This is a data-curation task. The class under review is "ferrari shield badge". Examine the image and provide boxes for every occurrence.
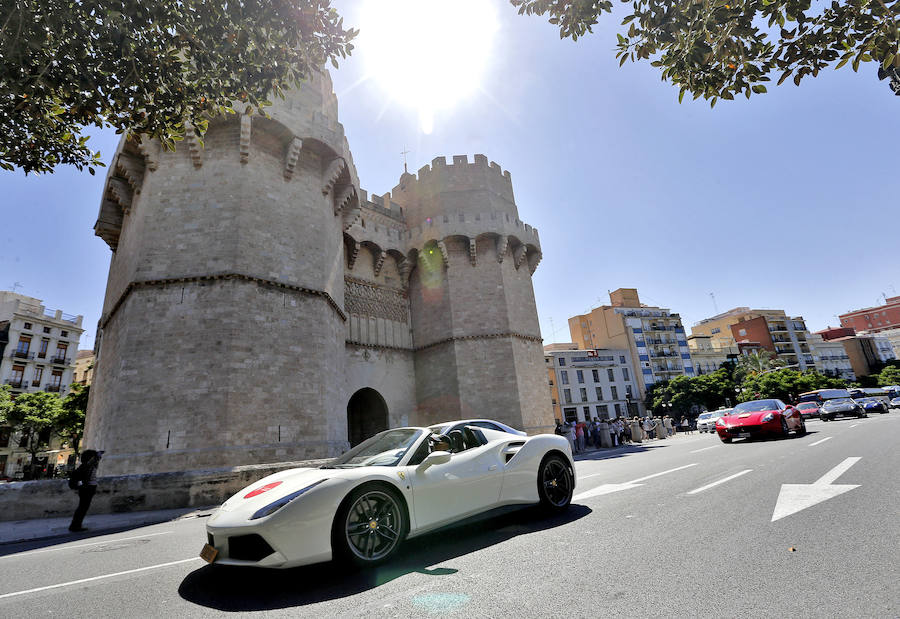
[398,471,406,480]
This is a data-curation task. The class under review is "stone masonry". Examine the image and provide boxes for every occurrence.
[85,71,553,475]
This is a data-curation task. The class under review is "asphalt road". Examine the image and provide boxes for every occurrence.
[1,413,897,618]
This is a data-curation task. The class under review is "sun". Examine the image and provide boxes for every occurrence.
[358,0,499,133]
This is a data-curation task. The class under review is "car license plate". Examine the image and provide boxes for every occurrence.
[736,432,751,438]
[199,543,218,564]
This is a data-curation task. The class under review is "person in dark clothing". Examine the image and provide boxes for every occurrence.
[69,449,102,532]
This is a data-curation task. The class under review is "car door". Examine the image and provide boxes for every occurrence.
[407,441,505,532]
[778,400,800,429]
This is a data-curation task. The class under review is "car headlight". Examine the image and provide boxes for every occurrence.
[715,417,726,426]
[761,413,775,422]
[249,479,326,520]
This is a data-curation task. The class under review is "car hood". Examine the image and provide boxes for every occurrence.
[216,465,394,515]
[823,402,855,411]
[719,411,775,426]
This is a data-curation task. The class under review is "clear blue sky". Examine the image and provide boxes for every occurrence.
[1,0,897,351]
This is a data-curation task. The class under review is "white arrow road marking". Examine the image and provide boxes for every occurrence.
[574,463,698,501]
[808,436,832,447]
[771,457,861,522]
[0,557,202,600]
[687,469,753,495]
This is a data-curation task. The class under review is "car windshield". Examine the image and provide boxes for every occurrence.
[797,403,818,409]
[323,429,423,468]
[823,398,851,407]
[732,400,781,413]
[698,413,713,420]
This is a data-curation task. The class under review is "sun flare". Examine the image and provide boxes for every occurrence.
[359,0,499,133]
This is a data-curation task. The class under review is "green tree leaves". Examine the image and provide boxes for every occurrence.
[1,1,356,174]
[510,0,900,102]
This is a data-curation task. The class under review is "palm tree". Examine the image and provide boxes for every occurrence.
[737,350,784,379]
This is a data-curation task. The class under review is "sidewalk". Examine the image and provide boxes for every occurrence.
[0,506,217,546]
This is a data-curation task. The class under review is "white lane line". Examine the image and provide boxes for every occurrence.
[849,424,859,428]
[687,470,753,495]
[0,557,202,600]
[808,437,833,447]
[628,463,699,484]
[574,463,699,501]
[0,531,172,559]
[690,445,719,454]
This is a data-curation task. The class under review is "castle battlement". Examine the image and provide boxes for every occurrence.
[410,153,512,183]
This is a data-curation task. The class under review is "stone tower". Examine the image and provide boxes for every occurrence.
[389,156,549,432]
[86,72,552,475]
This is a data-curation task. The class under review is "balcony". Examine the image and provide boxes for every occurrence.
[4,379,25,388]
[31,380,41,387]
[49,356,70,365]
[45,385,62,393]
[11,350,34,360]
[768,324,788,332]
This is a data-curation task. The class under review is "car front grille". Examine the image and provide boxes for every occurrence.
[228,534,275,562]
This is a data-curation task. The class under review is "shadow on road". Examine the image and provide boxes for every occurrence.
[178,503,591,611]
[574,444,667,462]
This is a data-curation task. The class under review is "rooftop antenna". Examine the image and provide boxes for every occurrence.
[11,281,23,293]
[710,292,719,314]
[401,147,410,174]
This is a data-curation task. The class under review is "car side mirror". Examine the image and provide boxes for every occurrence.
[417,450,451,471]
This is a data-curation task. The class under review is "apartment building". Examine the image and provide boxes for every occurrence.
[568,289,693,401]
[74,350,95,385]
[0,292,84,479]
[838,296,900,333]
[687,334,739,375]
[545,347,639,423]
[807,333,855,380]
[816,327,897,378]
[692,307,814,371]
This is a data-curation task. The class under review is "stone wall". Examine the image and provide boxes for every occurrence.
[0,459,328,522]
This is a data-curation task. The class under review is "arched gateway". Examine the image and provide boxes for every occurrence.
[347,388,389,447]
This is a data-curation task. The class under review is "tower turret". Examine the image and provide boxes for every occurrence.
[390,155,552,432]
[86,71,364,474]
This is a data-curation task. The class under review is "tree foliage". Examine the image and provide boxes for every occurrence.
[876,363,900,386]
[0,384,12,423]
[510,0,900,104]
[736,349,783,379]
[1,0,356,174]
[5,391,63,474]
[738,368,846,402]
[58,383,89,455]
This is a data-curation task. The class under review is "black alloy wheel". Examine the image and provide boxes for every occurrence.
[334,485,406,566]
[797,418,807,435]
[781,417,790,437]
[538,454,573,511]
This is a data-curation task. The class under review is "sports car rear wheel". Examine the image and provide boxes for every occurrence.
[333,484,407,567]
[781,417,790,438]
[538,454,573,511]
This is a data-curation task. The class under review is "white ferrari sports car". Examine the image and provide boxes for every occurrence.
[201,423,574,568]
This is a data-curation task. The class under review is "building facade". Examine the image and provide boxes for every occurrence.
[838,296,900,333]
[807,333,855,380]
[816,328,897,378]
[686,334,739,375]
[692,307,814,371]
[73,350,94,385]
[544,347,638,422]
[84,71,553,475]
[568,288,693,401]
[0,292,84,478]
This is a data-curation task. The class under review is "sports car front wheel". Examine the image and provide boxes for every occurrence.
[333,484,407,567]
[538,454,573,511]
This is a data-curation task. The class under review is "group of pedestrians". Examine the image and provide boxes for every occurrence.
[556,414,692,453]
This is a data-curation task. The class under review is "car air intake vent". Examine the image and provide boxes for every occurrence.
[503,441,526,463]
[228,534,275,562]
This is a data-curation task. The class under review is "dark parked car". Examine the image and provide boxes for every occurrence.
[890,397,900,410]
[820,398,865,421]
[858,397,888,414]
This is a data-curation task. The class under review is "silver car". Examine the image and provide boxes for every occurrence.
[697,408,732,433]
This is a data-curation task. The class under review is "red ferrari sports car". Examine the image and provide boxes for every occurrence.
[715,399,806,443]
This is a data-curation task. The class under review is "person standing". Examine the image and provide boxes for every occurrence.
[642,416,654,440]
[565,422,577,454]
[575,421,586,452]
[69,450,102,532]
